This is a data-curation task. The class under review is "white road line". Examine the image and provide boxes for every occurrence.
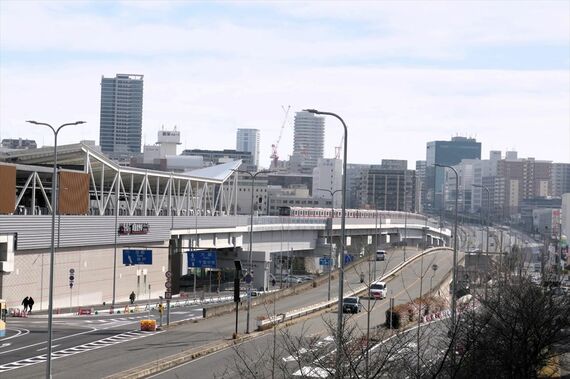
[0,327,97,356]
[0,328,30,342]
[37,344,60,351]
[0,330,162,373]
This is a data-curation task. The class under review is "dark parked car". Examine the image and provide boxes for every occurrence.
[342,297,362,314]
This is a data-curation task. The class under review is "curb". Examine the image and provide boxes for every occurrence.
[104,247,450,379]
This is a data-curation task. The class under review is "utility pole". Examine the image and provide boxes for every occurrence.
[318,188,341,301]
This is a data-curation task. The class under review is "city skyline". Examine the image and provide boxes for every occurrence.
[1,1,569,167]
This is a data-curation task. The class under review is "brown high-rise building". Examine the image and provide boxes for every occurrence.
[493,157,552,215]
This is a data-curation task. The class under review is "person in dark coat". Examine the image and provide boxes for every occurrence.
[28,297,35,313]
[22,296,29,312]
[129,291,136,304]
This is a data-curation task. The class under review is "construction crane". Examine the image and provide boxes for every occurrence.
[270,105,291,168]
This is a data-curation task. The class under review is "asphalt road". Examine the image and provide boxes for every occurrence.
[0,304,204,377]
[0,246,433,378]
[148,247,458,378]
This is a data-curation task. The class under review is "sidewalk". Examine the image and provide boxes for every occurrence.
[12,291,237,319]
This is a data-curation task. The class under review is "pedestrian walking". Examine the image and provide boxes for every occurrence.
[28,297,35,313]
[22,296,29,312]
[271,278,276,287]
[129,291,136,304]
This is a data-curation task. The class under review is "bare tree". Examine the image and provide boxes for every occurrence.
[448,276,570,378]
[216,249,452,379]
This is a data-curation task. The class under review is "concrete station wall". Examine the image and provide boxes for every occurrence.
[2,242,169,311]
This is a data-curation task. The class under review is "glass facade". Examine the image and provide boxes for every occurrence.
[99,74,144,158]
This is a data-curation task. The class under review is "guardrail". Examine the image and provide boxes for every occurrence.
[257,246,453,330]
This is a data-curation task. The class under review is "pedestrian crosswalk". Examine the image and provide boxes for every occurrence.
[281,335,336,377]
[0,329,161,373]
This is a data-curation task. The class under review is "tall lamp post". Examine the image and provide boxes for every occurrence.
[26,120,85,379]
[317,188,342,301]
[232,169,272,334]
[434,163,459,357]
[304,109,347,379]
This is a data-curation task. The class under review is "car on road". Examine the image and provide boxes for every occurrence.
[342,297,363,313]
[376,250,386,261]
[370,281,387,299]
[285,275,303,284]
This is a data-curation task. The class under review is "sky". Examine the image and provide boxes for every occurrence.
[1,0,569,168]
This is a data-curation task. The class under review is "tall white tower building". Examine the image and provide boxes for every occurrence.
[99,73,144,160]
[290,111,325,174]
[236,128,260,169]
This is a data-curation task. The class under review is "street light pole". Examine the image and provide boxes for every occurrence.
[26,120,85,379]
[304,109,348,379]
[434,163,458,363]
[233,169,272,334]
[317,188,341,301]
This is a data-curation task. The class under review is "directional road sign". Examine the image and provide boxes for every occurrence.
[187,250,217,268]
[319,257,332,266]
[122,249,153,266]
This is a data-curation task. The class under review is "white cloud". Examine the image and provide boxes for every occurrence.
[0,1,568,166]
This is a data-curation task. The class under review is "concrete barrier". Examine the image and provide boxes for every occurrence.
[257,247,452,330]
[201,253,371,319]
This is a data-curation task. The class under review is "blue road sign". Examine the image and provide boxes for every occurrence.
[244,273,253,284]
[187,250,217,268]
[123,249,153,266]
[344,254,354,264]
[319,257,332,266]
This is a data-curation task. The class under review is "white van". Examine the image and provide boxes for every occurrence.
[376,250,386,261]
[370,281,387,299]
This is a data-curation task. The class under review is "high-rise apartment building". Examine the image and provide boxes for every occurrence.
[551,163,570,197]
[426,137,481,210]
[484,157,552,216]
[99,74,144,160]
[290,111,325,174]
[236,128,260,169]
[359,164,416,212]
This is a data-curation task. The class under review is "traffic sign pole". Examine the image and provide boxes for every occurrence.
[69,268,75,314]
[165,271,172,326]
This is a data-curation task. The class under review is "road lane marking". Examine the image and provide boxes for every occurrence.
[0,330,162,373]
[0,328,30,342]
[37,344,60,351]
[0,327,97,356]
